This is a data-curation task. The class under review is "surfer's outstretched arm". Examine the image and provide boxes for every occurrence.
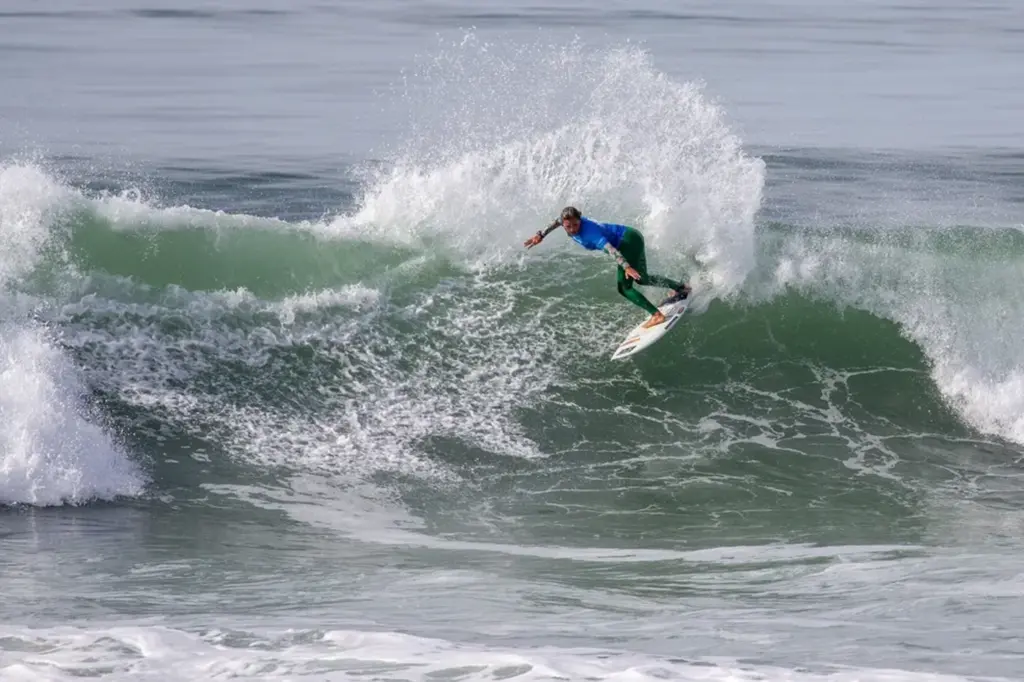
[524,220,560,248]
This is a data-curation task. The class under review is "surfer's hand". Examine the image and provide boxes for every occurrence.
[625,266,641,281]
[524,232,543,248]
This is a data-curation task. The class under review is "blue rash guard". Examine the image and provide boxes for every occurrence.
[570,217,628,251]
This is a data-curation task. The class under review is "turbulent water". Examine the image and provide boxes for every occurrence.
[3,2,1024,681]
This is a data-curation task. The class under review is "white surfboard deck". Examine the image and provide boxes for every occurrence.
[610,295,689,360]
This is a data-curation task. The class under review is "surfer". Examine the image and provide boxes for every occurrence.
[524,206,690,328]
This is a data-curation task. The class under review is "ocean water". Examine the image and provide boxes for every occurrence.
[2,1,1024,681]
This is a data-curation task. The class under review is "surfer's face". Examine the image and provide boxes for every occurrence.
[562,217,581,235]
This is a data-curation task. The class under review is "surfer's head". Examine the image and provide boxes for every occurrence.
[560,206,581,235]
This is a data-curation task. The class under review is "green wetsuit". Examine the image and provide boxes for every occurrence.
[614,228,685,316]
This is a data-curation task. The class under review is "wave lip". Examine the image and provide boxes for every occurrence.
[0,162,70,287]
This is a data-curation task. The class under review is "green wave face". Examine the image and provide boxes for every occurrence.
[8,173,1016,551]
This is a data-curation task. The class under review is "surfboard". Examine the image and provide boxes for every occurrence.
[610,294,689,360]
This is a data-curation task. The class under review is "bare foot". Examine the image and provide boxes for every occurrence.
[643,312,666,328]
